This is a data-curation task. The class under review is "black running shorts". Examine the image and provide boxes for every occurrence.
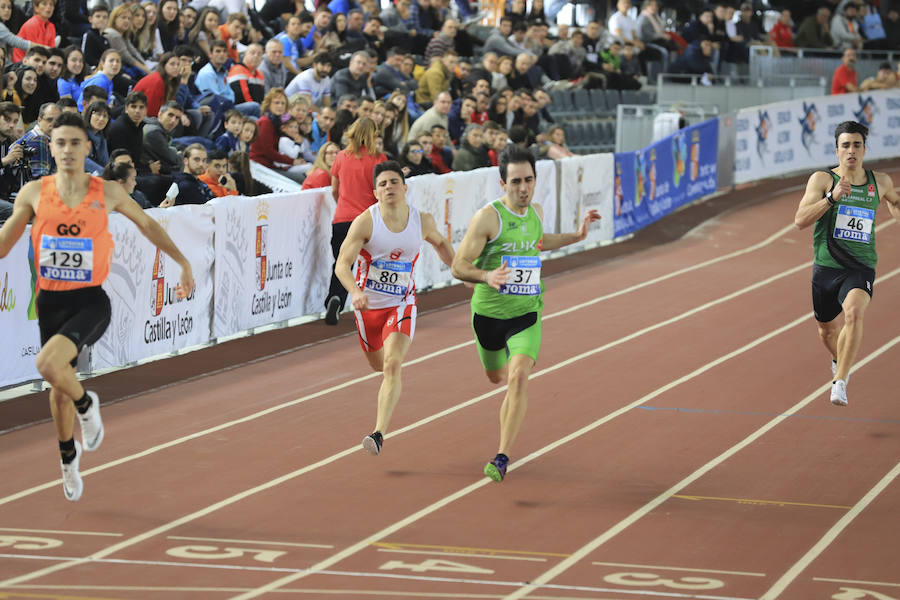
[37,286,112,366]
[811,264,875,323]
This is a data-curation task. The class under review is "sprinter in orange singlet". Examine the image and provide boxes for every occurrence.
[0,111,195,501]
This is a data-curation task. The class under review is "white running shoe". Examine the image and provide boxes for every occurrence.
[78,391,104,452]
[831,360,850,384]
[830,379,848,407]
[61,441,83,502]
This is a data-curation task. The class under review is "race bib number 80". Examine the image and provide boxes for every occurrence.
[500,255,541,296]
[365,259,412,296]
[39,235,93,282]
[833,205,875,243]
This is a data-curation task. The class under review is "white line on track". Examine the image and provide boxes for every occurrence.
[591,562,765,577]
[0,257,833,590]
[0,527,123,537]
[759,459,900,599]
[0,219,808,508]
[375,548,548,562]
[166,535,332,549]
[813,577,900,589]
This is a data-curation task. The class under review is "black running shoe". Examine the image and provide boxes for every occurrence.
[362,431,383,455]
[325,296,341,325]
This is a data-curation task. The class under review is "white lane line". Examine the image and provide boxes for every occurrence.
[591,562,765,577]
[0,553,756,600]
[227,307,820,599]
[0,527,123,537]
[500,334,900,600]
[0,262,822,590]
[760,459,900,600]
[813,577,900,589]
[375,548,548,562]
[0,221,809,509]
[166,535,332,549]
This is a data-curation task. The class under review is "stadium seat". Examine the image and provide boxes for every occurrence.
[621,89,640,105]
[588,88,607,112]
[604,89,622,113]
[571,88,592,113]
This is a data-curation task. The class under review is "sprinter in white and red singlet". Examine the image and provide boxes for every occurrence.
[334,160,454,456]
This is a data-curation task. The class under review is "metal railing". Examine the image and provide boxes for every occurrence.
[615,103,719,153]
[749,46,900,82]
[656,73,828,114]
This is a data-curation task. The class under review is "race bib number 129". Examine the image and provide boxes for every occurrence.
[39,235,94,282]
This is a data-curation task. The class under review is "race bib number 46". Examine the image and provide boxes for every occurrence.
[366,259,412,296]
[833,205,875,243]
[39,235,93,282]
[500,255,541,296]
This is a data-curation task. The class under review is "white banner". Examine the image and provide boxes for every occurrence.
[92,205,216,369]
[249,160,306,195]
[212,190,333,338]
[734,89,900,184]
[0,233,41,388]
[557,154,616,248]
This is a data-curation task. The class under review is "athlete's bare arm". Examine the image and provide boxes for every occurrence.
[105,181,195,297]
[335,210,373,311]
[451,205,509,290]
[876,171,900,221]
[538,203,602,251]
[795,170,847,230]
[0,180,39,258]
[420,212,454,267]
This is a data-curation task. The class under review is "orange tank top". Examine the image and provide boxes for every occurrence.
[30,175,114,291]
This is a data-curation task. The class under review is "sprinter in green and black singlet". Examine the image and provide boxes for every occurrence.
[452,146,601,482]
[794,121,900,407]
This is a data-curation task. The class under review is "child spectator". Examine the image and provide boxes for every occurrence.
[238,118,257,152]
[215,109,245,153]
[276,116,314,174]
[13,0,56,63]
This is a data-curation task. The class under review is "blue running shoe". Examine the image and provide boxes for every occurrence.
[484,454,508,482]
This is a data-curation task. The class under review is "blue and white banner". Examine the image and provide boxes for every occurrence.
[734,89,900,184]
[557,153,615,248]
[613,118,719,238]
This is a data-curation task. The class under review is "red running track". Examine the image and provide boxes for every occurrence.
[1,169,900,600]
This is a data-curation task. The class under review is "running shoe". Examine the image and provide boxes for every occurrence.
[831,360,849,383]
[325,296,341,326]
[362,431,383,455]
[484,454,508,482]
[78,391,104,452]
[830,379,848,407]
[61,441,83,502]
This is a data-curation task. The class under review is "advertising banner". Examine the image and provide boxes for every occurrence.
[212,190,333,338]
[734,89,900,184]
[558,153,615,249]
[0,234,41,388]
[92,205,216,369]
[614,118,719,237]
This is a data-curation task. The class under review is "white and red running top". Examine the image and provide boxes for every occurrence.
[355,203,422,310]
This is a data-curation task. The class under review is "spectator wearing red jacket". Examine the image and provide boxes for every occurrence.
[13,0,56,63]
[227,43,265,104]
[302,141,340,190]
[250,87,307,182]
[133,52,180,117]
[769,9,795,49]
[831,47,858,95]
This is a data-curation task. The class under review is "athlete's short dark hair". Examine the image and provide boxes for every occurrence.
[498,145,535,182]
[834,121,868,147]
[373,160,405,186]
[50,111,90,138]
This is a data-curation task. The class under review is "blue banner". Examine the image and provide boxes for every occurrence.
[614,119,719,238]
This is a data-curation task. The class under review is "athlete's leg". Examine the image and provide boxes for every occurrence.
[363,349,384,372]
[35,335,84,442]
[497,353,535,455]
[485,365,508,384]
[374,332,412,434]
[817,319,840,362]
[835,289,870,382]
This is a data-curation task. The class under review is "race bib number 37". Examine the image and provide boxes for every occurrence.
[500,255,541,296]
[833,205,875,243]
[366,259,412,296]
[39,235,94,282]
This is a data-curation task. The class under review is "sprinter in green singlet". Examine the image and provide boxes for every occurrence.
[452,146,601,482]
[794,121,900,407]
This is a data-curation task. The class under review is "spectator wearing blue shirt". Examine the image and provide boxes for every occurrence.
[275,15,305,77]
[15,102,59,180]
[215,109,245,153]
[57,47,86,107]
[195,40,260,117]
[78,48,119,110]
[301,7,332,52]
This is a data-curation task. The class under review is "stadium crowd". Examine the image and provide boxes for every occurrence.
[0,0,898,223]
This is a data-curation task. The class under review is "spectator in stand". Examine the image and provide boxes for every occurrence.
[451,123,489,171]
[14,101,59,179]
[831,47,858,94]
[16,46,58,111]
[285,52,333,109]
[229,150,252,195]
[884,8,900,50]
[323,116,386,324]
[407,90,451,142]
[448,94,475,144]
[308,105,336,153]
[130,3,154,64]
[157,0,180,55]
[331,50,373,101]
[428,125,454,172]
[189,7,222,63]
[386,91,409,150]
[104,5,150,82]
[173,45,218,138]
[215,109,245,153]
[57,47,86,105]
[769,9,795,50]
[133,51,180,117]
[108,91,159,176]
[380,104,399,157]
[259,39,287,94]
[669,38,715,83]
[81,4,110,68]
[373,48,417,98]
[198,149,239,197]
[143,100,185,174]
[832,3,863,49]
[177,6,197,46]
[736,2,779,56]
[416,50,457,107]
[78,49,121,111]
[13,0,56,63]
[274,15,305,77]
[3,67,40,125]
[425,17,458,63]
[636,0,679,59]
[276,116,314,173]
[301,7,332,53]
[227,43,266,105]
[250,87,308,182]
[860,61,897,90]
[103,161,143,205]
[238,118,258,152]
[795,7,834,49]
[196,40,261,117]
[541,124,575,158]
[483,17,522,58]
[399,141,434,177]
[488,92,509,127]
[83,100,111,172]
[219,13,248,64]
[0,3,41,54]
[160,143,215,206]
[301,141,339,189]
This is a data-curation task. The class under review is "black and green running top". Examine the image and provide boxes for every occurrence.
[471,199,545,319]
[813,169,880,270]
